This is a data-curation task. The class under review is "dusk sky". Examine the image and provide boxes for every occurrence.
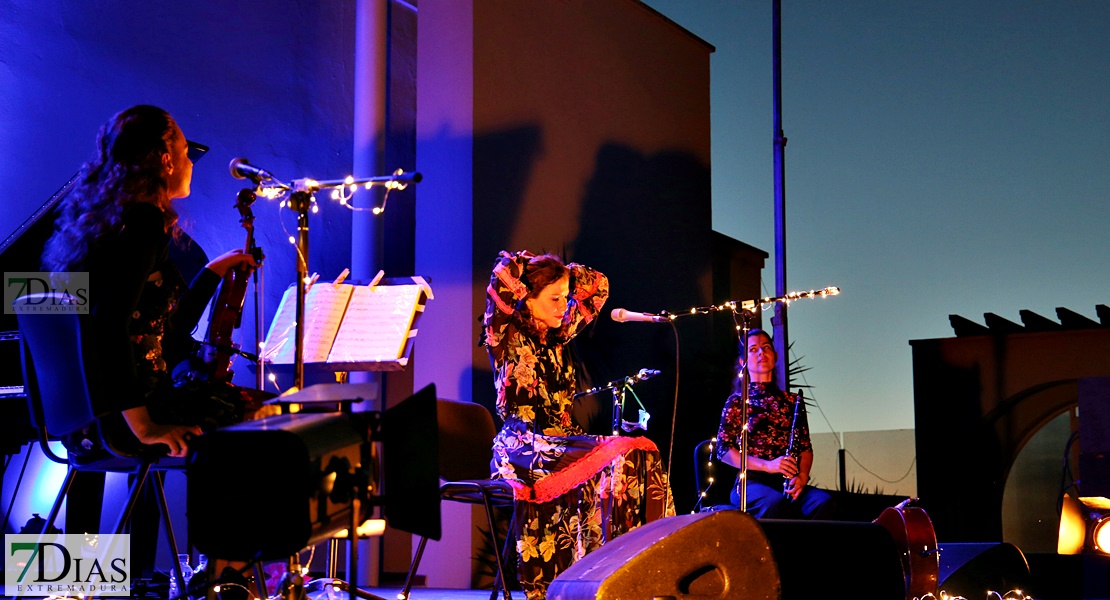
[2,1,1105,440]
[642,1,1110,434]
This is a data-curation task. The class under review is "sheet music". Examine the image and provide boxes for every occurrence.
[329,284,422,363]
[262,284,354,364]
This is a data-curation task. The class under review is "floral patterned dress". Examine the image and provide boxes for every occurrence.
[481,250,673,599]
[716,381,812,467]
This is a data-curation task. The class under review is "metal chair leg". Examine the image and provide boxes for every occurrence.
[43,467,77,533]
[482,497,512,600]
[327,538,341,579]
[399,535,430,600]
[151,471,186,597]
[113,463,152,535]
[2,448,33,533]
[489,521,517,600]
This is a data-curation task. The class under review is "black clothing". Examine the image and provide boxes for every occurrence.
[82,202,219,417]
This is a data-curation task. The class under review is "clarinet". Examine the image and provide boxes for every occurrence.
[784,389,803,499]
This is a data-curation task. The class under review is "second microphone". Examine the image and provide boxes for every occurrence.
[610,308,669,323]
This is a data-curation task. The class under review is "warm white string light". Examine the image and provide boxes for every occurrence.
[692,437,721,513]
[266,371,283,393]
[329,169,410,213]
[210,582,259,599]
[262,170,416,278]
[666,286,841,320]
[261,169,415,215]
[915,590,1034,600]
[272,199,311,273]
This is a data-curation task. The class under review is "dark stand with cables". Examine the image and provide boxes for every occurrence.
[574,368,660,436]
[214,164,421,600]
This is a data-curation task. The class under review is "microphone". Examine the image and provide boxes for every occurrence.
[610,308,668,323]
[631,368,661,383]
[229,157,275,182]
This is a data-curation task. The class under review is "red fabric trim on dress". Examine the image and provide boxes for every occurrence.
[504,479,535,501]
[506,436,660,504]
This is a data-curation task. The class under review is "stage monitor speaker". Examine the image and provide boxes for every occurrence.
[758,519,905,600]
[938,542,1031,599]
[547,510,780,600]
[547,511,906,600]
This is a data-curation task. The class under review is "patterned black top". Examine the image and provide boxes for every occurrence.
[715,381,812,462]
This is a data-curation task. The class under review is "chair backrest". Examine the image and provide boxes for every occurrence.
[694,438,739,509]
[435,399,498,482]
[15,292,96,438]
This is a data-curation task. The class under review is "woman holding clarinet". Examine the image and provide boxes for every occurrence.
[714,328,835,519]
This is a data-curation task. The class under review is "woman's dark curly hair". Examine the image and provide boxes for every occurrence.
[522,253,571,299]
[43,105,180,271]
[511,253,573,342]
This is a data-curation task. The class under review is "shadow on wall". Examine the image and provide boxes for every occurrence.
[469,133,726,512]
[574,144,736,514]
[469,125,545,421]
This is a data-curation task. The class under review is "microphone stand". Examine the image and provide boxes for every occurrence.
[288,188,312,390]
[644,286,839,513]
[729,308,755,513]
[254,171,421,391]
[573,369,658,435]
[245,169,419,600]
[255,242,266,390]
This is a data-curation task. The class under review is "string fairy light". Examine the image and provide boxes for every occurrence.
[664,286,841,321]
[692,437,720,513]
[259,168,417,215]
[328,169,412,214]
[211,582,258,599]
[258,169,418,280]
[914,590,1035,600]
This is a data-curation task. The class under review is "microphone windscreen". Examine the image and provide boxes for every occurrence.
[229,157,249,179]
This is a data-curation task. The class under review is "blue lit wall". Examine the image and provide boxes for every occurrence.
[0,0,363,544]
[2,1,742,583]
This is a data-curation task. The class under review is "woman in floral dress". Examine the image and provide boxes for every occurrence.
[481,250,673,599]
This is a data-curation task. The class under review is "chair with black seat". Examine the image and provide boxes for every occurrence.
[15,292,188,591]
[399,399,516,600]
[693,438,740,512]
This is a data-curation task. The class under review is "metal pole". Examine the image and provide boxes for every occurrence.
[772,0,790,389]
[351,0,389,590]
[352,0,388,281]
